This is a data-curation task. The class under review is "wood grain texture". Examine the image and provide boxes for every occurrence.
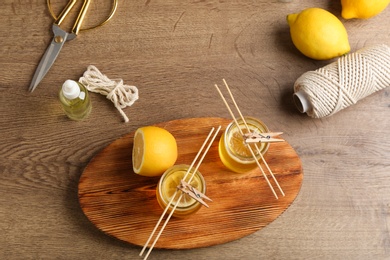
[1,0,390,259]
[78,117,303,249]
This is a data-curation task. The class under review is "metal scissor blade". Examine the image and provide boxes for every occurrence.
[29,25,75,92]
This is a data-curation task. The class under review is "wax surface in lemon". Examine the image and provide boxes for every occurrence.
[161,170,202,207]
[341,0,390,19]
[156,165,206,218]
[287,8,350,60]
[132,126,177,177]
[218,117,269,174]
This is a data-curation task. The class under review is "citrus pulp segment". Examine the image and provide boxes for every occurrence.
[132,130,144,172]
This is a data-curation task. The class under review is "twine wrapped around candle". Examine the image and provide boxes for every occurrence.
[79,65,139,123]
[293,44,390,118]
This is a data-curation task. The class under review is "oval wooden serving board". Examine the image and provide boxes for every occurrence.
[78,117,303,249]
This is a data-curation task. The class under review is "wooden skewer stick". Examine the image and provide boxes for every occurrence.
[142,126,221,259]
[140,127,216,257]
[214,84,277,199]
[215,79,284,198]
[221,79,285,197]
[140,126,221,260]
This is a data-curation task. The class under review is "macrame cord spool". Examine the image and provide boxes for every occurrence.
[293,44,390,118]
[79,65,139,123]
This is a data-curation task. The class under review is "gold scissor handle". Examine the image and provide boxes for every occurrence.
[72,0,90,34]
[48,0,117,34]
[53,0,90,35]
[54,0,77,26]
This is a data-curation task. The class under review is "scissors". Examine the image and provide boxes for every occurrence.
[243,132,285,144]
[29,0,91,92]
[177,179,213,208]
[29,0,117,92]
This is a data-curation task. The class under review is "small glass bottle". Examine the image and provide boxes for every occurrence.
[218,117,270,174]
[59,80,92,120]
[156,164,206,218]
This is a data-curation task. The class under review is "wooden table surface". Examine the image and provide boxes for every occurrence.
[1,1,389,259]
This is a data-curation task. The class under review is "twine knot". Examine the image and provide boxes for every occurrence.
[79,65,139,122]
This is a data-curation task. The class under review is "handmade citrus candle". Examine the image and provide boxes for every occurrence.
[156,164,206,218]
[218,117,270,173]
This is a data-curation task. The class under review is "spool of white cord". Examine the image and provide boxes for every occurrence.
[293,44,390,118]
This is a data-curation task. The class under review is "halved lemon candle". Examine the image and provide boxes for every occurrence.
[218,117,269,173]
[156,164,206,218]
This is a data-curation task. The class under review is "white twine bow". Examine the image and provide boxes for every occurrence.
[79,65,139,123]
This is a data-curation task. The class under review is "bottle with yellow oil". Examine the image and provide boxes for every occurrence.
[218,117,269,173]
[59,80,92,120]
[156,164,206,218]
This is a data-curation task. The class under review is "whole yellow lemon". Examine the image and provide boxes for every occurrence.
[341,0,390,19]
[132,126,178,177]
[287,8,350,60]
